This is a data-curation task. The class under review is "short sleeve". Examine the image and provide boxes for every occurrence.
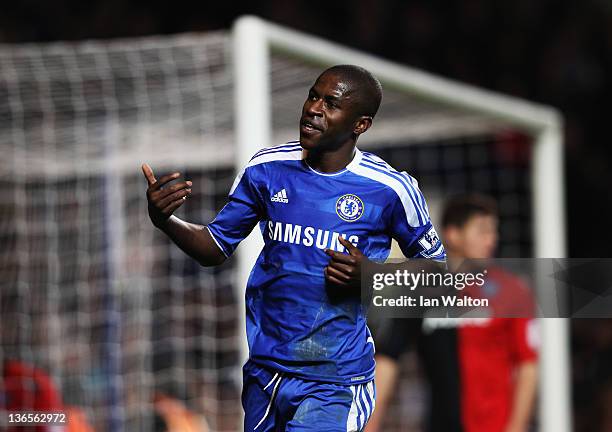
[388,186,446,262]
[206,166,263,257]
[510,318,539,363]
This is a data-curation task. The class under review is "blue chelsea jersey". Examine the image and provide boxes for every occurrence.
[207,141,445,384]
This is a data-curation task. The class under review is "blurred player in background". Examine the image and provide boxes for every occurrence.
[2,359,64,432]
[2,359,95,432]
[142,65,445,431]
[366,194,538,432]
[153,392,209,432]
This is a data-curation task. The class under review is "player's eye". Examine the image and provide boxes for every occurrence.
[325,99,338,109]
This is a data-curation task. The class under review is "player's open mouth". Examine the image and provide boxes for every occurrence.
[300,120,322,135]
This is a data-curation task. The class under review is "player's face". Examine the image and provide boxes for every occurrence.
[299,72,361,150]
[447,214,498,259]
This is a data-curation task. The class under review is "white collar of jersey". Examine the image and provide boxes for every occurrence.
[303,148,363,177]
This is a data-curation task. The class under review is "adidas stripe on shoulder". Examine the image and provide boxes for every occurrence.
[249,141,302,162]
[348,152,429,227]
[230,142,302,195]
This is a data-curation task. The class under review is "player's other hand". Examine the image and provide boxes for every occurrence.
[142,163,192,228]
[324,237,367,290]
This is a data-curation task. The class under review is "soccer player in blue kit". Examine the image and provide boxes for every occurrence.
[142,65,445,431]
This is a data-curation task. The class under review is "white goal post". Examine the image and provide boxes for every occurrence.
[232,15,569,432]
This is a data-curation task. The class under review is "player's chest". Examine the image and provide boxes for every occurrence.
[260,177,387,233]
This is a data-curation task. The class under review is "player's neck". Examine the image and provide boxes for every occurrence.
[305,143,356,174]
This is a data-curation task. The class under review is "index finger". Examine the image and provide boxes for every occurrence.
[338,237,359,255]
[150,172,181,191]
[141,163,156,185]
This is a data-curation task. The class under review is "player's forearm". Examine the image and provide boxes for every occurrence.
[506,361,538,432]
[157,215,226,267]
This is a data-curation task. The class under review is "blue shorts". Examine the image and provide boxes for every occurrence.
[242,360,375,432]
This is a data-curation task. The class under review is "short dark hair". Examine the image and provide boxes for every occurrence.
[441,194,498,228]
[320,65,383,118]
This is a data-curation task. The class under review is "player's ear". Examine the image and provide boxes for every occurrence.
[353,116,373,136]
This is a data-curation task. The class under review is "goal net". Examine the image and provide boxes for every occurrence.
[0,33,240,432]
[0,17,567,432]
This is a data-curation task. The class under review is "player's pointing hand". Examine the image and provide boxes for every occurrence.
[142,163,192,228]
[324,237,366,289]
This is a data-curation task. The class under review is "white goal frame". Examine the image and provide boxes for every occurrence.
[232,15,569,432]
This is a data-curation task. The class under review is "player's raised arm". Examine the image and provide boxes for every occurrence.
[142,163,226,266]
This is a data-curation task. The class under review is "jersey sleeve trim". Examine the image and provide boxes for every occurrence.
[205,225,229,258]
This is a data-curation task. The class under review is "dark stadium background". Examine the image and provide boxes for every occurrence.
[2,0,610,428]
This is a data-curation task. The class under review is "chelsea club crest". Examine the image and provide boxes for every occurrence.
[336,194,364,222]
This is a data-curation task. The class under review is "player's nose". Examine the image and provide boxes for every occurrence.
[306,99,323,117]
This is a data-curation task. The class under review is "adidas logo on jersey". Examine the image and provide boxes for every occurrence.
[271,189,289,204]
